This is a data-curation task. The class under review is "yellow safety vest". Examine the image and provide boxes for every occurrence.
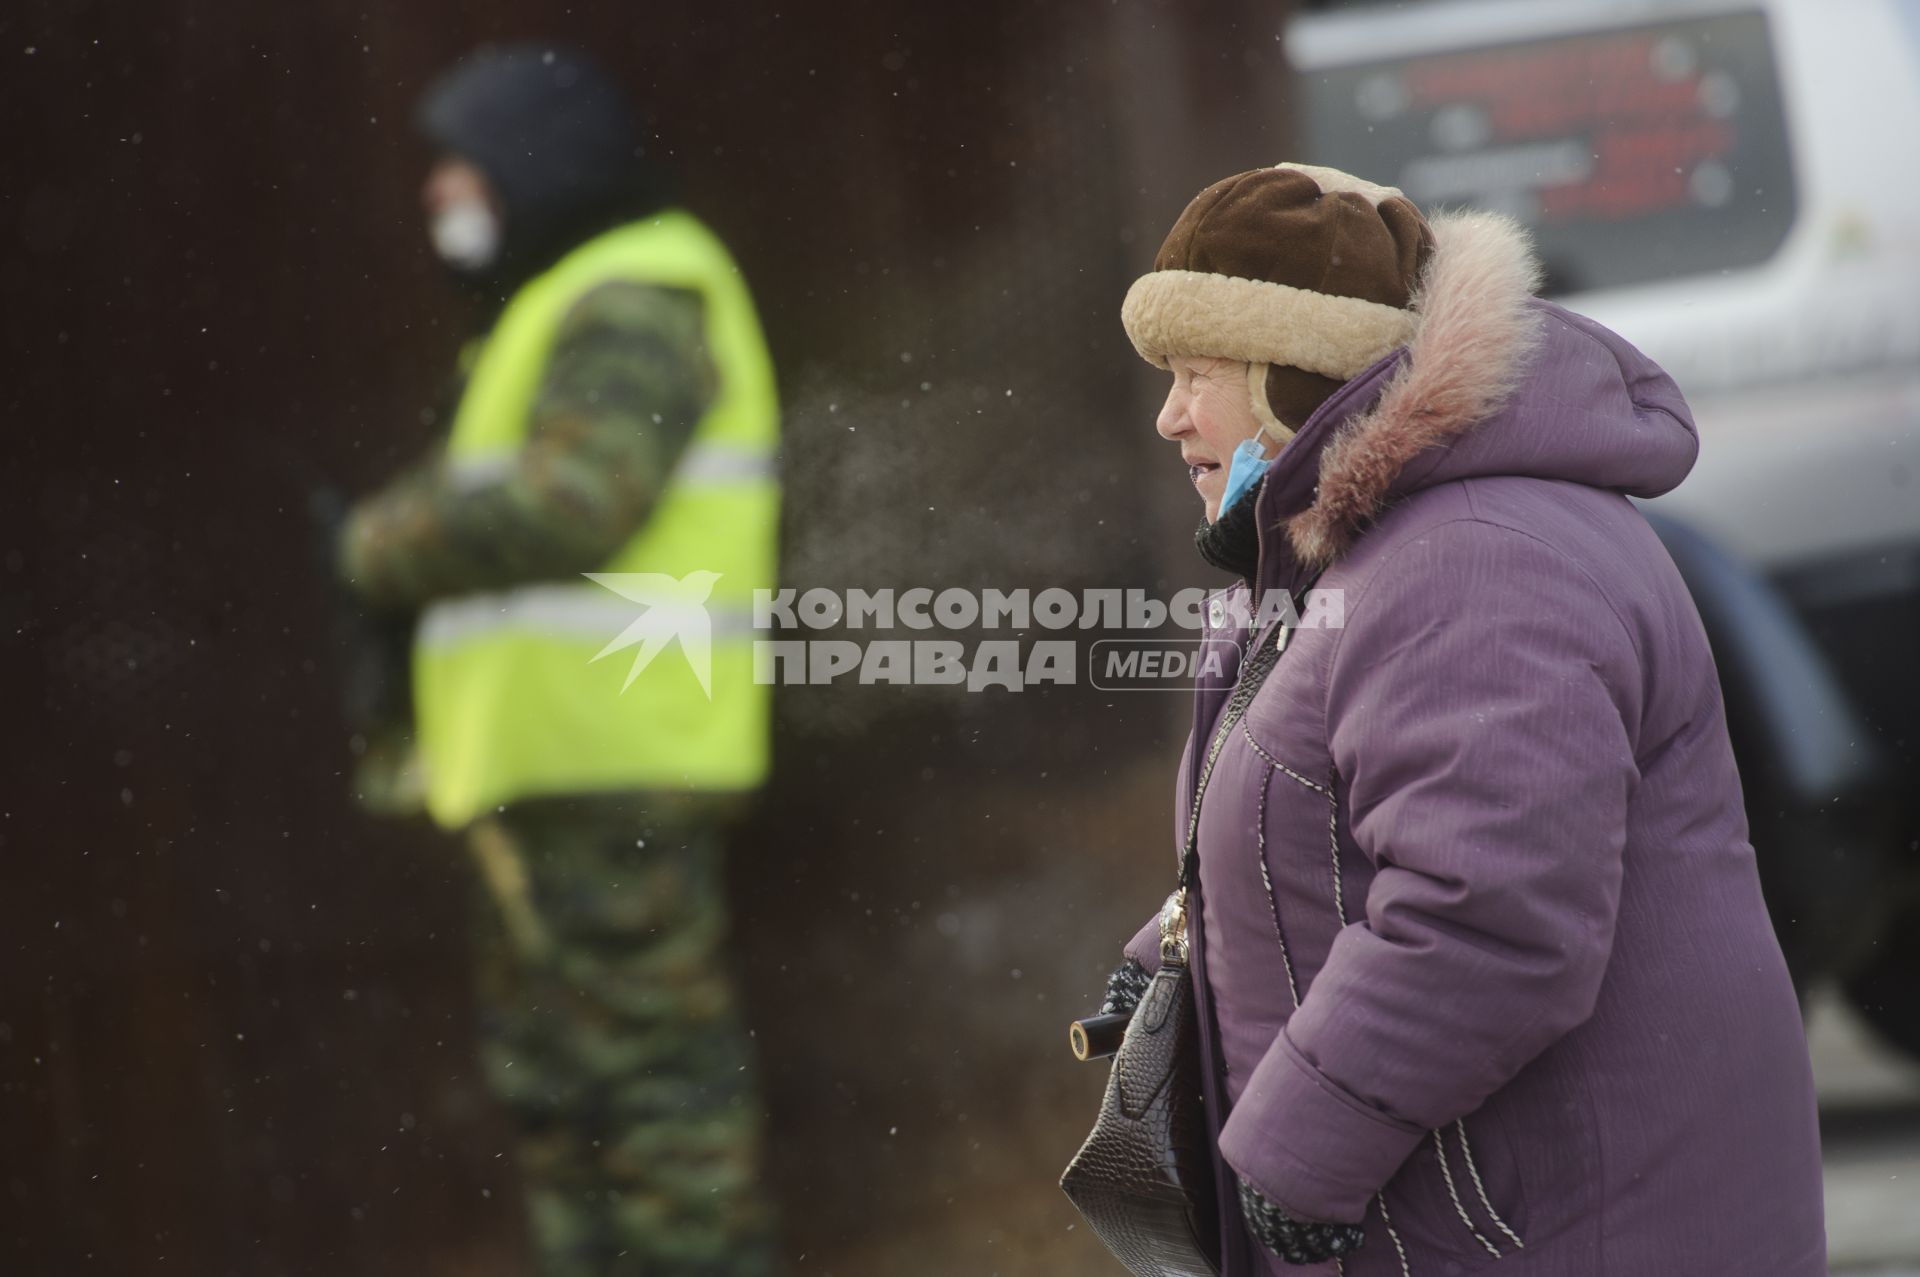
[413,210,779,829]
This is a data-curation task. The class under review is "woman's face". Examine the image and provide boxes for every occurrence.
[1156,355,1269,523]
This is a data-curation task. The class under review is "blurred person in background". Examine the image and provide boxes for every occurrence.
[335,44,782,1276]
[1094,164,1824,1273]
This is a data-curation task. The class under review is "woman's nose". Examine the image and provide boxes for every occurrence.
[1155,388,1191,441]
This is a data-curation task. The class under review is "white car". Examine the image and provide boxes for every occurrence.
[1290,0,1920,1052]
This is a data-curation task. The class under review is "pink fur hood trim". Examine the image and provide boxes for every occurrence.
[1285,210,1545,569]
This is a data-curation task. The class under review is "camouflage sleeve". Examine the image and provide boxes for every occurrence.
[337,282,715,608]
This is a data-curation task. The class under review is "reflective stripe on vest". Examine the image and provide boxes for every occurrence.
[413,211,780,828]
[416,584,764,649]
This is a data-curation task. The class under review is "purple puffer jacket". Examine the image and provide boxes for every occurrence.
[1124,211,1826,1276]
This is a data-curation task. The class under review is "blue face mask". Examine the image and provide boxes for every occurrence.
[1219,437,1272,516]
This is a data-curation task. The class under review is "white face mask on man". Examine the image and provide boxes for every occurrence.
[429,197,501,271]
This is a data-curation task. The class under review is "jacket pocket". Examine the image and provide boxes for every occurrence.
[1384,1116,1529,1268]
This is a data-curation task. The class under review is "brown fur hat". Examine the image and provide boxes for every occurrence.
[1123,164,1435,438]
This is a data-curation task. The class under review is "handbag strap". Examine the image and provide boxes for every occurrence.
[1177,576,1322,890]
[1179,625,1283,889]
[1159,618,1285,965]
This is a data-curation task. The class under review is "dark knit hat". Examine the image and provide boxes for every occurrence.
[1123,164,1435,438]
[415,44,673,292]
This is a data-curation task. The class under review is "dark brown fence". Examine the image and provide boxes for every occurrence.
[1,3,1292,1272]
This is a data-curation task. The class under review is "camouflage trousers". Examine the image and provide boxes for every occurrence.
[466,795,776,1276]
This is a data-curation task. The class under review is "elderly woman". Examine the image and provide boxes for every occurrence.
[1102,165,1827,1274]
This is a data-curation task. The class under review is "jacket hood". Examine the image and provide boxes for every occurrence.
[415,44,674,296]
[1258,210,1697,578]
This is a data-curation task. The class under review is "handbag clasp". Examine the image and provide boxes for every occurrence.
[1159,888,1191,965]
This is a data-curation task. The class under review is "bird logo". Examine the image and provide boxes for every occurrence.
[584,570,723,698]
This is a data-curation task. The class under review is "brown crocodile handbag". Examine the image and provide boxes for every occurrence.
[1060,621,1288,1276]
[1060,891,1221,1276]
